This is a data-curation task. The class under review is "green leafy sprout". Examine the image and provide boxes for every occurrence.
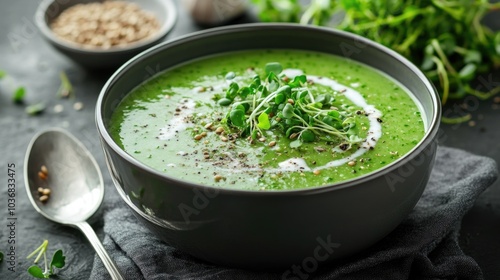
[0,69,27,104]
[251,0,500,124]
[13,86,26,104]
[217,62,363,149]
[57,71,74,98]
[26,240,66,279]
[25,103,46,116]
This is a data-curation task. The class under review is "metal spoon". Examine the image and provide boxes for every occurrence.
[24,128,124,280]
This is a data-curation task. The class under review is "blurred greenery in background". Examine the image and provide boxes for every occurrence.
[251,0,500,122]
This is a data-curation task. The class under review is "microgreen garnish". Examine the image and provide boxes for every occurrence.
[26,240,66,279]
[0,70,27,104]
[216,62,364,149]
[57,71,74,98]
[25,102,46,116]
[12,86,26,104]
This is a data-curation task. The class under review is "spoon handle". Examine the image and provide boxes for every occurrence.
[76,221,125,280]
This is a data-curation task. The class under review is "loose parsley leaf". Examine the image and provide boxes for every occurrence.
[25,103,45,116]
[0,71,27,104]
[13,86,25,104]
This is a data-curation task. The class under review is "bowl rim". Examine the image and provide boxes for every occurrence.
[96,23,442,196]
[34,0,177,54]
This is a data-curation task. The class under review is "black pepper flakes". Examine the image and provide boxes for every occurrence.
[339,143,349,151]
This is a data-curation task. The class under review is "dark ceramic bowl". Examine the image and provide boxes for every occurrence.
[96,24,441,269]
[35,0,177,68]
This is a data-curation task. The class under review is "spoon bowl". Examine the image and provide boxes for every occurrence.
[24,128,103,224]
[24,128,123,280]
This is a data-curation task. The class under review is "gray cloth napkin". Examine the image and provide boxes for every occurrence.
[90,146,498,280]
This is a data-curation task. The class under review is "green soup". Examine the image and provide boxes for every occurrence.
[109,50,425,191]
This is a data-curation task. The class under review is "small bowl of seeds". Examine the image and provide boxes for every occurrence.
[35,0,177,68]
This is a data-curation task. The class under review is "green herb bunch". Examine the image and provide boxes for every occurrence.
[217,62,363,148]
[251,0,500,120]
